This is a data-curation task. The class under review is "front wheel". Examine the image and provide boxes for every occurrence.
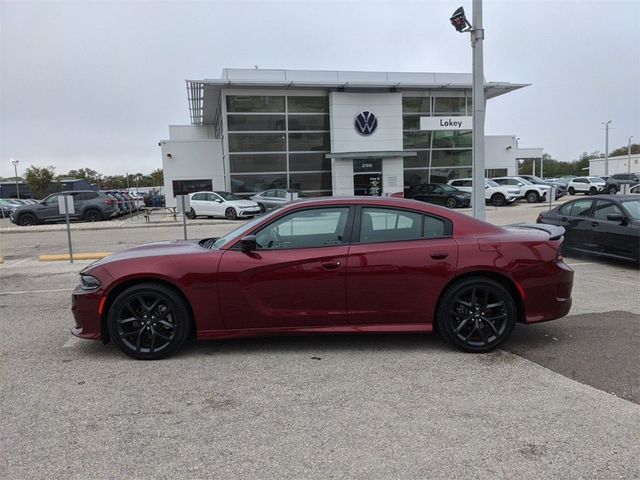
[437,277,516,353]
[491,193,506,207]
[225,208,238,220]
[568,187,575,195]
[18,213,38,226]
[187,208,196,219]
[445,197,457,209]
[588,187,597,195]
[258,203,266,213]
[526,191,539,203]
[107,283,191,360]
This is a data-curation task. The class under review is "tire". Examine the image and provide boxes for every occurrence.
[568,187,575,195]
[225,207,238,220]
[187,208,196,219]
[107,283,191,360]
[525,191,539,203]
[18,213,37,226]
[445,197,457,209]
[84,209,101,222]
[491,193,506,207]
[607,186,617,195]
[589,187,597,195]
[436,277,517,353]
[258,203,266,213]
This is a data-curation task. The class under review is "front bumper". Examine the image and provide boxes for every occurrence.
[71,284,103,340]
[237,207,261,217]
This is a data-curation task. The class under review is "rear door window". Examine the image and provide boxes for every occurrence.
[568,199,594,217]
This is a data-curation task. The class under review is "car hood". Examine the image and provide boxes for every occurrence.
[224,200,259,208]
[88,240,208,267]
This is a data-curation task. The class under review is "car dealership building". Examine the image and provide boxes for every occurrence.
[160,68,541,206]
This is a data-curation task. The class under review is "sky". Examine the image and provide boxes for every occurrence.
[1,0,639,178]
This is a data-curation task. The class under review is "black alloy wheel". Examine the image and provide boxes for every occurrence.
[107,283,191,360]
[187,208,196,219]
[84,209,101,222]
[18,213,37,226]
[568,187,576,195]
[258,203,266,213]
[526,191,539,203]
[225,207,238,220]
[437,277,516,353]
[491,193,506,207]
[445,197,457,209]
[608,186,617,194]
[589,187,597,195]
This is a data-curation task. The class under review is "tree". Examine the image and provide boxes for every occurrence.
[149,168,164,186]
[609,143,640,157]
[24,165,56,199]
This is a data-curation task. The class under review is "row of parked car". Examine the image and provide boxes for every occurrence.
[4,190,146,226]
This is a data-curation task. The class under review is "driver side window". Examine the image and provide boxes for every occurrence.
[255,207,350,250]
[44,194,60,206]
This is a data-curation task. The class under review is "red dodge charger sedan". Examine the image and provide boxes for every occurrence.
[72,197,574,360]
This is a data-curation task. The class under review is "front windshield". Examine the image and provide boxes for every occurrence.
[212,208,281,249]
[215,191,242,201]
[486,180,499,187]
[621,199,640,220]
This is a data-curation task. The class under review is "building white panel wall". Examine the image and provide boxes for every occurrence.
[330,92,402,153]
[168,126,215,141]
[161,139,224,207]
[382,157,404,195]
[589,154,640,176]
[331,159,355,196]
[485,136,518,176]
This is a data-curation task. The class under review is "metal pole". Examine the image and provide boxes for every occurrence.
[64,196,73,263]
[471,0,486,220]
[181,195,187,241]
[628,136,633,173]
[603,121,611,176]
[540,152,544,179]
[532,158,535,176]
[11,159,20,199]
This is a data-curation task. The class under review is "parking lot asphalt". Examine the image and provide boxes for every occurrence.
[1,201,639,479]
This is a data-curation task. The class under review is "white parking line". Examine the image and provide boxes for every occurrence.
[0,258,30,268]
[62,337,81,349]
[565,262,598,266]
[0,288,73,296]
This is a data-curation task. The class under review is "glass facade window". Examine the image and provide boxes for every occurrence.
[434,97,466,114]
[226,96,285,113]
[228,133,286,152]
[429,168,473,184]
[404,169,429,188]
[229,154,287,173]
[289,172,332,191]
[402,97,430,113]
[289,153,331,172]
[172,179,212,196]
[432,130,472,148]
[404,151,429,169]
[288,132,330,152]
[431,150,472,167]
[230,174,287,193]
[402,115,423,130]
[288,114,330,131]
[403,131,431,149]
[287,96,329,113]
[227,115,285,131]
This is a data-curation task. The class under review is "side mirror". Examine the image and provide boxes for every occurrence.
[240,235,257,252]
[485,185,489,189]
[606,213,626,224]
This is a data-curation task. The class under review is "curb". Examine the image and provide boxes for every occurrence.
[39,253,112,262]
[0,256,4,264]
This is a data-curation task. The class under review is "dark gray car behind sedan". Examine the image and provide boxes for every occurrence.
[537,195,640,265]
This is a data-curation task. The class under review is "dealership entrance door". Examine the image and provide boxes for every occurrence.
[353,158,382,196]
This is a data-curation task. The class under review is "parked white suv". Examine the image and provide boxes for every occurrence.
[188,191,261,220]
[492,176,550,203]
[448,178,522,206]
[567,177,606,196]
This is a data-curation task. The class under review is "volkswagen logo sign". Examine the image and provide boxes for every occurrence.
[354,111,378,136]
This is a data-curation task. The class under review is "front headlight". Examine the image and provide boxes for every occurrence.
[80,274,101,290]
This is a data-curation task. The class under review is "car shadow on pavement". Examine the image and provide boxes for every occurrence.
[504,311,640,405]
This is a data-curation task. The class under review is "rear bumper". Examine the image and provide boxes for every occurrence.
[521,260,574,324]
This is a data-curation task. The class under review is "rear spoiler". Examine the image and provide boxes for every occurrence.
[508,223,565,240]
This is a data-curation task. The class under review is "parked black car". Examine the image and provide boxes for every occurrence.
[405,183,471,208]
[518,175,567,199]
[9,190,118,226]
[537,195,640,264]
[605,173,640,194]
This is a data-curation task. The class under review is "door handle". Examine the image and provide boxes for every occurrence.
[430,252,449,260]
[321,261,341,270]
[590,222,599,227]
[560,217,568,222]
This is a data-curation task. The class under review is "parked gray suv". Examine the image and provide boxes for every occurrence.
[9,190,118,226]
[605,173,640,194]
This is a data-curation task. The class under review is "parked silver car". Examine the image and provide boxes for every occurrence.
[250,189,302,212]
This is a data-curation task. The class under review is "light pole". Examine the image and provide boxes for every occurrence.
[602,121,611,176]
[450,1,486,220]
[10,158,20,199]
[628,136,634,173]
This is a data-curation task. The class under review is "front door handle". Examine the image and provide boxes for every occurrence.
[590,221,599,227]
[430,252,449,260]
[321,261,341,270]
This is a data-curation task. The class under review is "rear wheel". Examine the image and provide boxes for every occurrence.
[225,208,238,220]
[445,197,457,209]
[437,277,516,353]
[526,191,539,203]
[607,186,617,194]
[589,187,597,195]
[18,213,37,226]
[568,187,575,195]
[491,193,506,207]
[84,209,101,222]
[107,283,191,360]
[187,208,196,219]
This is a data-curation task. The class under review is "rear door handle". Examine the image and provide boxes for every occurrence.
[430,252,449,260]
[321,261,341,270]
[590,222,599,227]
